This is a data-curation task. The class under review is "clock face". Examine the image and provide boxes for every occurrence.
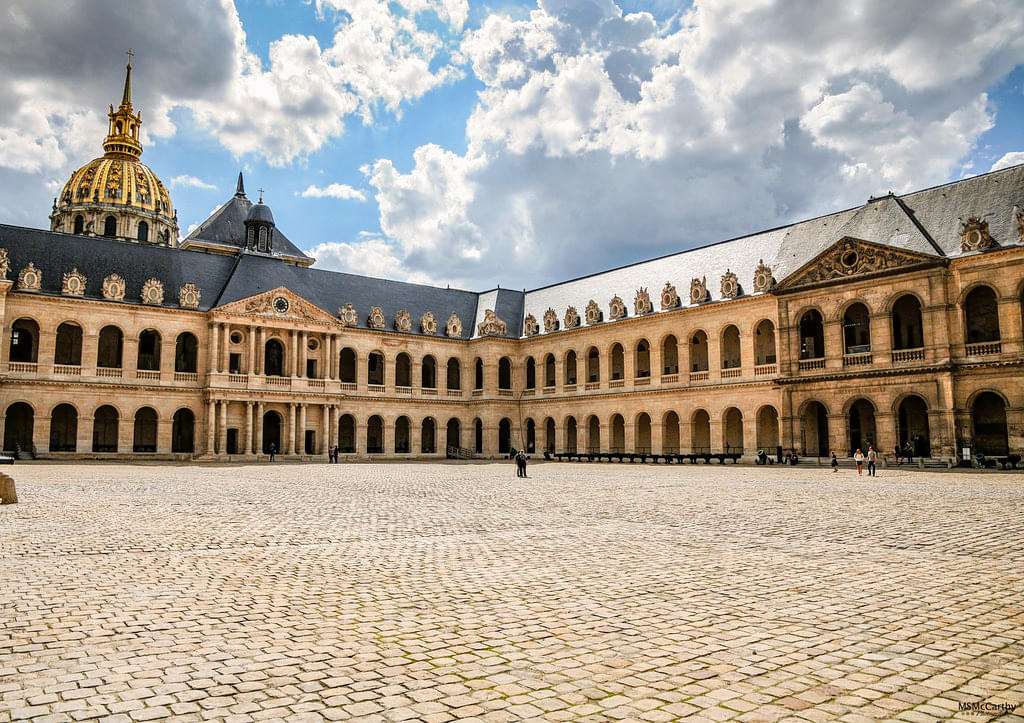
[273,296,289,314]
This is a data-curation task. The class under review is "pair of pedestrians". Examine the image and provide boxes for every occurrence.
[832,446,878,476]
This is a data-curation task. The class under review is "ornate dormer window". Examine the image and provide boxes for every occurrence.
[244,188,276,255]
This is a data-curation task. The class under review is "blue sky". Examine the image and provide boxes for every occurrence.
[1,0,1022,290]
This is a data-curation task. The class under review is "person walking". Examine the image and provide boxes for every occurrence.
[853,448,864,475]
[831,451,838,473]
[894,443,902,465]
[866,445,877,476]
[268,442,277,462]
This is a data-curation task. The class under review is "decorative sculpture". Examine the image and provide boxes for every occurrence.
[689,276,708,304]
[179,283,201,309]
[18,263,41,291]
[140,278,164,305]
[633,287,652,315]
[543,307,559,333]
[338,303,358,326]
[477,309,507,337]
[960,216,996,252]
[608,296,626,320]
[62,268,87,296]
[394,309,412,332]
[420,311,437,335]
[368,306,386,329]
[523,314,538,337]
[0,249,9,281]
[720,270,739,299]
[753,259,773,292]
[102,274,126,301]
[446,312,462,338]
[564,306,580,329]
[585,300,603,324]
[660,282,678,310]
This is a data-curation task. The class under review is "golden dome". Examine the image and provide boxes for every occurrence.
[58,156,174,218]
[50,56,178,245]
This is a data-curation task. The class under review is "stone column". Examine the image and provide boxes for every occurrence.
[999,296,1023,356]
[37,329,56,374]
[411,417,421,456]
[245,401,253,456]
[298,403,307,454]
[828,413,847,456]
[117,410,133,454]
[221,324,230,374]
[286,403,296,455]
[651,419,664,455]
[329,405,338,447]
[156,416,172,454]
[34,414,50,454]
[255,402,264,454]
[623,419,635,454]
[218,400,228,454]
[709,418,723,453]
[206,399,216,454]
[354,420,365,457]
[871,312,892,362]
[824,319,843,370]
[321,405,329,454]
[679,420,692,454]
[708,334,722,381]
[599,421,610,454]
[82,333,99,376]
[248,326,256,374]
[77,414,93,454]
[298,331,307,377]
[255,327,264,375]
[742,415,757,459]
[210,323,220,374]
[290,330,298,377]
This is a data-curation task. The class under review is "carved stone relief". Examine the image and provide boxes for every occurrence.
[62,268,87,296]
[689,276,708,304]
[543,307,559,332]
[18,263,41,291]
[394,309,412,332]
[660,282,678,310]
[477,309,507,337]
[564,306,580,329]
[446,312,462,338]
[608,296,625,320]
[753,259,773,292]
[633,287,652,315]
[1017,209,1024,243]
[523,314,538,337]
[368,306,386,329]
[420,311,437,335]
[960,216,996,252]
[720,270,739,299]
[338,303,358,326]
[179,283,201,309]
[140,278,164,305]
[102,274,126,301]
[0,249,9,280]
[585,300,603,324]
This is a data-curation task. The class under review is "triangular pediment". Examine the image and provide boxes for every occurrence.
[775,236,942,292]
[215,287,340,325]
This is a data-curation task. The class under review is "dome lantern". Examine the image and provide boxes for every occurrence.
[244,188,276,254]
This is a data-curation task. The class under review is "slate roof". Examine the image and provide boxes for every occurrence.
[182,186,308,262]
[2,164,1022,339]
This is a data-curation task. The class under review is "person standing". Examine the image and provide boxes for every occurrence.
[854,448,864,475]
[894,443,902,465]
[831,451,838,473]
[904,441,914,465]
[866,445,877,477]
[269,442,277,462]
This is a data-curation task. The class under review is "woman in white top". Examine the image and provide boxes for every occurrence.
[853,448,864,475]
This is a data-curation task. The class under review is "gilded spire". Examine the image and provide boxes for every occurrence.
[121,49,134,108]
[103,52,143,160]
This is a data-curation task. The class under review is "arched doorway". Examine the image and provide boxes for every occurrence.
[421,418,436,453]
[262,411,282,454]
[92,405,119,452]
[720,326,741,370]
[586,347,600,382]
[264,339,285,376]
[799,309,825,359]
[587,415,601,453]
[172,409,195,453]
[474,418,483,453]
[848,399,877,455]
[610,414,625,452]
[133,407,158,452]
[897,396,931,457]
[754,320,776,365]
[663,411,680,453]
[498,418,512,454]
[723,407,743,453]
[395,416,411,453]
[544,354,555,387]
[368,352,385,385]
[565,416,578,453]
[971,392,1008,456]
[525,357,536,389]
[446,418,460,450]
[691,410,710,452]
[367,415,384,453]
[635,413,652,453]
[801,401,829,456]
[338,414,355,452]
[3,402,33,453]
[635,341,651,378]
[525,418,536,452]
[565,350,578,385]
[756,406,780,453]
[544,417,555,453]
[610,344,624,380]
[50,404,78,452]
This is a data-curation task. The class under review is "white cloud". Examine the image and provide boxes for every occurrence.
[362,0,1024,289]
[299,183,367,201]
[990,151,1024,172]
[170,174,218,190]
[308,236,436,284]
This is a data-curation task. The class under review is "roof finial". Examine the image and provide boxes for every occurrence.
[121,49,134,108]
[235,172,246,197]
[258,187,264,203]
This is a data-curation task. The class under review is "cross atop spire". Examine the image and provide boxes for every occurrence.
[121,50,134,108]
[104,55,143,159]
[258,187,264,203]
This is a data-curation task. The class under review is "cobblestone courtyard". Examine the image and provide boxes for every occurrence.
[1,463,1023,722]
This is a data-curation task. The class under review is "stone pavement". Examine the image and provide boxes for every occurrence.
[1,462,1022,722]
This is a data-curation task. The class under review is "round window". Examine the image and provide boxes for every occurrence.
[307,338,319,351]
[841,250,858,268]
[230,331,243,345]
[273,296,289,314]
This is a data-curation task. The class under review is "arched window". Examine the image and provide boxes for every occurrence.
[446,358,461,390]
[662,411,680,454]
[395,353,411,387]
[264,338,285,376]
[172,409,195,453]
[587,347,600,382]
[891,295,924,350]
[690,331,709,372]
[421,356,437,389]
[49,404,78,452]
[756,406,780,452]
[799,310,824,359]
[474,358,484,390]
[137,329,161,371]
[610,343,624,380]
[635,340,650,378]
[446,418,460,450]
[54,322,83,366]
[97,326,123,368]
[73,215,84,235]
[525,418,536,452]
[720,326,741,369]
[611,414,625,451]
[9,318,39,363]
[963,286,1000,344]
[338,414,356,453]
[565,350,578,385]
[635,413,652,453]
[368,352,385,385]
[723,407,743,453]
[367,415,384,453]
[133,407,158,453]
[3,402,34,454]
[498,418,512,454]
[971,392,1008,456]
[339,348,357,384]
[525,357,536,389]
[174,332,198,373]
[754,321,776,366]
[474,418,483,453]
[92,405,119,452]
[258,226,268,252]
[661,336,678,375]
[421,418,436,453]
[498,357,512,389]
[565,416,578,453]
[544,354,555,387]
[586,415,600,453]
[897,396,930,458]
[544,417,555,453]
[261,411,281,454]
[691,410,711,453]
[842,303,871,354]
[137,220,149,242]
[395,416,411,453]
[103,215,117,237]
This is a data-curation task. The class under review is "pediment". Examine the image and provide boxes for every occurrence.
[215,287,339,324]
[775,237,941,292]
